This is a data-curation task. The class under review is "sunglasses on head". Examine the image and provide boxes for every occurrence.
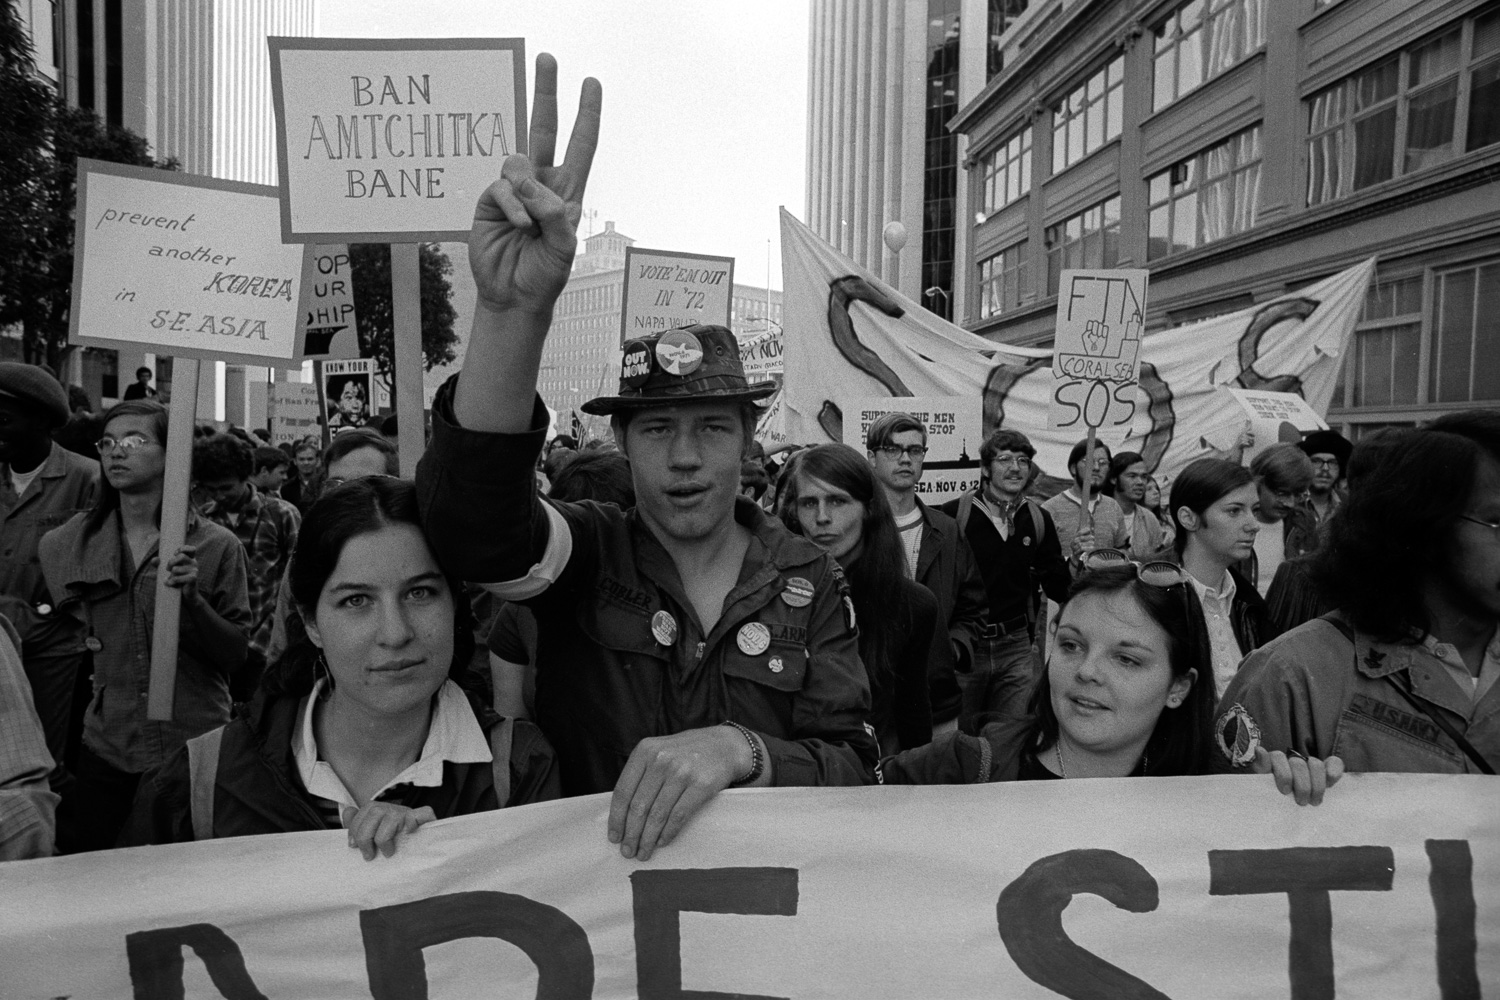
[1080,548,1190,588]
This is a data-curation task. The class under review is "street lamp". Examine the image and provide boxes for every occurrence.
[924,285,950,318]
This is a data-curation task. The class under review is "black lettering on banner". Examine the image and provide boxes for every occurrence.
[126,923,267,1000]
[1208,846,1394,1000]
[996,849,1170,999]
[1426,840,1480,1000]
[359,891,593,1000]
[631,867,798,1000]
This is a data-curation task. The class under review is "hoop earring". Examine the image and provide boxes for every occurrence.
[314,652,335,693]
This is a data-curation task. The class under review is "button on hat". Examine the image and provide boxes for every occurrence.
[0,362,71,426]
[582,324,777,415]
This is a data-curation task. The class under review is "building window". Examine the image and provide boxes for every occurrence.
[1307,9,1500,206]
[978,242,1030,319]
[1152,0,1266,112]
[1147,125,1262,259]
[1045,196,1120,295]
[987,0,1029,80]
[1431,260,1500,403]
[981,126,1032,213]
[1051,55,1124,174]
[922,0,962,321]
[1340,276,1423,409]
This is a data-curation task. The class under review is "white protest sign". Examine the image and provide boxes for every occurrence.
[320,358,389,436]
[268,381,322,445]
[269,38,526,242]
[739,326,783,379]
[846,396,981,503]
[620,247,734,343]
[1047,268,1149,431]
[294,244,360,359]
[1,777,1494,997]
[1219,387,1330,461]
[69,159,304,365]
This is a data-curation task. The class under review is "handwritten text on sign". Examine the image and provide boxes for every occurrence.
[1048,268,1149,431]
[269,38,526,242]
[0,777,1492,997]
[295,244,361,360]
[68,160,304,365]
[620,247,734,344]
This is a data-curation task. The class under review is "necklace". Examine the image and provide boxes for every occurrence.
[1053,739,1147,778]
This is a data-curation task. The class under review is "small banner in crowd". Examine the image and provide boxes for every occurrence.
[778,208,1373,486]
[846,395,982,503]
[320,358,379,434]
[738,325,784,381]
[620,247,734,343]
[294,244,361,360]
[0,777,1493,996]
[268,381,322,446]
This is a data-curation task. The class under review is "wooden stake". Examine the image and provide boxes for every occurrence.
[147,356,202,721]
[390,242,424,478]
[1079,423,1098,535]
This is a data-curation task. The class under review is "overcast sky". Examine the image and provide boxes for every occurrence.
[316,1,810,292]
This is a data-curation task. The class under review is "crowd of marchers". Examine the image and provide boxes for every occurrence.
[0,56,1493,865]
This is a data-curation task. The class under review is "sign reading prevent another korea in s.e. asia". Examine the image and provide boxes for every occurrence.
[268,38,526,242]
[621,247,734,344]
[68,159,304,365]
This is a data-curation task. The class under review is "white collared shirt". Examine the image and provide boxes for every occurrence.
[1187,569,1244,699]
[293,678,492,826]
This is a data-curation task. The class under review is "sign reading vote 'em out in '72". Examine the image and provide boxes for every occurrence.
[268,38,527,243]
[620,247,734,344]
[1047,268,1150,431]
[69,159,305,366]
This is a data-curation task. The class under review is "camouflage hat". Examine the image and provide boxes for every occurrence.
[581,324,777,416]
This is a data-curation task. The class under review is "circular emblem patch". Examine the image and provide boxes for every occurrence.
[655,329,704,376]
[737,622,770,656]
[1215,703,1262,767]
[781,577,814,608]
[621,341,654,387]
[650,610,678,646]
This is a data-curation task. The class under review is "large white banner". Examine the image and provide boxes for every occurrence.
[779,209,1373,486]
[1,777,1494,997]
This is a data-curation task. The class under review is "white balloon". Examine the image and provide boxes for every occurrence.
[882,221,907,254]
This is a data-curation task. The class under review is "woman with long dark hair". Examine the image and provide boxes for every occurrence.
[123,477,559,857]
[779,444,936,753]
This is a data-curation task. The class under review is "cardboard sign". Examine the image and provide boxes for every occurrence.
[1,777,1494,997]
[294,244,361,359]
[68,159,304,365]
[739,326,783,379]
[620,247,734,343]
[1219,387,1330,462]
[846,396,981,504]
[268,38,527,242]
[321,358,379,433]
[268,381,322,445]
[1047,268,1149,431]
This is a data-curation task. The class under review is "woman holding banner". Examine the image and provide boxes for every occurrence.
[123,477,559,858]
[882,560,1341,804]
[778,444,936,753]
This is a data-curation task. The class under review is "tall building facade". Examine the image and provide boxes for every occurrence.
[951,0,1499,435]
[540,222,784,435]
[805,0,1028,320]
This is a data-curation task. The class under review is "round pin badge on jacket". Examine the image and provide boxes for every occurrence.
[737,622,771,655]
[780,577,814,608]
[656,329,704,376]
[651,610,678,646]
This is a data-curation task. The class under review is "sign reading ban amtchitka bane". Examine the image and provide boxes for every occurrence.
[268,37,527,243]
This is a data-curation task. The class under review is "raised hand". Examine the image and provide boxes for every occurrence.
[470,54,602,315]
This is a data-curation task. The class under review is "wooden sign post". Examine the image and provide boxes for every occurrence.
[69,160,305,719]
[1046,269,1150,534]
[269,36,528,476]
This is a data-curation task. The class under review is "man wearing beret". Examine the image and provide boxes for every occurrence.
[0,363,99,767]
[418,57,877,863]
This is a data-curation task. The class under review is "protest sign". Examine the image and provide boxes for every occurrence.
[1047,268,1149,433]
[69,158,305,721]
[738,325,783,380]
[294,244,360,359]
[1219,387,1330,462]
[846,396,981,503]
[321,358,379,435]
[268,381,322,445]
[1,777,1493,997]
[620,247,734,343]
[69,159,304,367]
[268,38,526,242]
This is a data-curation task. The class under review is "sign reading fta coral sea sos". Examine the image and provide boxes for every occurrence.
[68,159,305,366]
[620,247,735,344]
[268,38,527,242]
[1047,268,1150,431]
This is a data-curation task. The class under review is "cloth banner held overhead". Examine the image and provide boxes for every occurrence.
[0,777,1493,997]
[778,209,1373,485]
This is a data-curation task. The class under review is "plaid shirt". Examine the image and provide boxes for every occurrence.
[203,485,299,657]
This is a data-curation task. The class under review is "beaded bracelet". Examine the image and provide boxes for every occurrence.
[721,720,764,786]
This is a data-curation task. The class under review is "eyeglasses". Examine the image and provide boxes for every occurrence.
[876,444,927,460]
[1458,514,1500,538]
[95,433,153,455]
[1080,548,1190,587]
[991,455,1032,469]
[1309,458,1340,469]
